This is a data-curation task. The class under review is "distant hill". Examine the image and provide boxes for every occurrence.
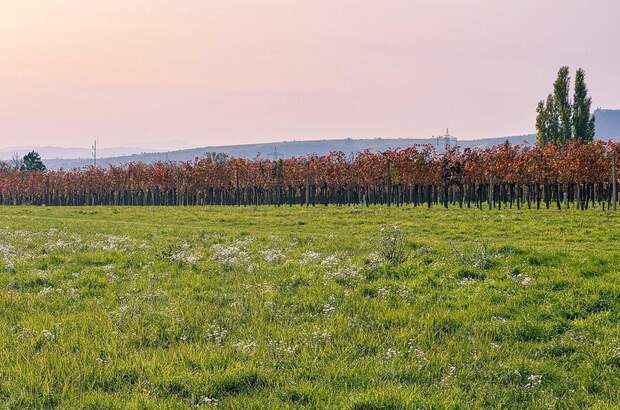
[594,109,620,139]
[0,146,151,161]
[41,135,535,170]
[8,107,620,170]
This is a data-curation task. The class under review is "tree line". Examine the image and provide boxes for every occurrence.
[536,66,596,146]
[0,141,618,209]
[0,151,46,173]
[1,67,614,209]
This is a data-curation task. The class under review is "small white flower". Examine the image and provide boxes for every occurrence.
[364,251,384,270]
[322,303,335,315]
[42,330,56,340]
[233,341,257,354]
[96,352,107,364]
[459,277,476,286]
[320,254,340,268]
[324,265,359,282]
[525,374,542,388]
[196,396,218,406]
[512,274,534,286]
[261,249,284,263]
[205,325,227,345]
[300,250,321,265]
[39,287,54,296]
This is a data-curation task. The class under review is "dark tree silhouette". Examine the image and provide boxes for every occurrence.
[21,151,46,172]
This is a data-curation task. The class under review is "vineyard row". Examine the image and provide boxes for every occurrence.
[1,141,619,209]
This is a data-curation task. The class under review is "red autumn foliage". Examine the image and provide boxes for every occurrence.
[0,142,618,207]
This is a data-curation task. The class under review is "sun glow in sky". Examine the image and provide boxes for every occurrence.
[1,0,619,149]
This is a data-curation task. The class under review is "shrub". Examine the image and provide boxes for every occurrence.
[377,225,408,267]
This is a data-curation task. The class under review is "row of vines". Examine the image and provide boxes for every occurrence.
[1,141,619,209]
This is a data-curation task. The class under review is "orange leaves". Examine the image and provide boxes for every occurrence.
[1,142,619,201]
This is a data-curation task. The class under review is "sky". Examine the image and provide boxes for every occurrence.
[1,0,619,150]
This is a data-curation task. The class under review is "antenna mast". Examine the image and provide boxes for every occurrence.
[92,139,97,167]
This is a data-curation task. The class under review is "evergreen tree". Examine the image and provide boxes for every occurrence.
[21,151,46,172]
[553,66,572,144]
[205,152,229,164]
[572,68,596,142]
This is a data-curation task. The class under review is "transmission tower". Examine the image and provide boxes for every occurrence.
[92,139,97,167]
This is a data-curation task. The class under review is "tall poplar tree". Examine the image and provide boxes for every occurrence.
[553,66,572,144]
[572,68,596,142]
[536,66,596,146]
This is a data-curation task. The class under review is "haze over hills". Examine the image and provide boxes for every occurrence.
[3,109,619,171]
[36,135,535,170]
[0,146,152,161]
[595,109,620,138]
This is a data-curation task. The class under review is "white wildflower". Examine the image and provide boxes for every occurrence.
[377,287,390,298]
[195,396,218,406]
[525,374,542,389]
[42,330,56,340]
[441,365,456,384]
[39,287,55,296]
[300,250,321,265]
[0,243,15,270]
[261,249,284,263]
[322,303,335,315]
[205,325,227,346]
[324,265,359,282]
[233,341,257,354]
[96,352,108,364]
[311,330,331,340]
[320,254,340,268]
[269,340,298,355]
[364,251,384,271]
[210,239,252,268]
[459,277,476,286]
[512,273,534,286]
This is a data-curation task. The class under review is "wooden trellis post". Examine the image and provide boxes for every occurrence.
[386,159,392,207]
[488,177,493,209]
[613,156,617,211]
[305,161,310,207]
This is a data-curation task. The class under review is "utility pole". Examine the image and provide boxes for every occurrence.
[92,139,97,167]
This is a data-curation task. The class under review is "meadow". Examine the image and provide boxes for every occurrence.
[0,205,619,409]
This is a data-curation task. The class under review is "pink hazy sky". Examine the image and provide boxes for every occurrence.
[1,0,619,149]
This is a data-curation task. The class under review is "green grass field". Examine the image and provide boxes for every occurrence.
[1,206,620,409]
